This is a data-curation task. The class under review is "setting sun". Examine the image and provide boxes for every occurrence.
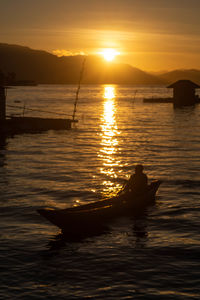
[100,48,120,62]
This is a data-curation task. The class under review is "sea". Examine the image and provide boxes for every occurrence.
[1,84,200,299]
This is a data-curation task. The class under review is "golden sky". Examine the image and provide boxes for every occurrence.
[1,0,200,71]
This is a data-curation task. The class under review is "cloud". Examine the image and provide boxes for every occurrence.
[52,49,85,57]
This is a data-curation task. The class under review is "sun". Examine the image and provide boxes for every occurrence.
[100,48,120,62]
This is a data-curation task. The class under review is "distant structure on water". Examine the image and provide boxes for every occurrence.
[0,85,76,135]
[143,80,200,107]
[168,80,200,107]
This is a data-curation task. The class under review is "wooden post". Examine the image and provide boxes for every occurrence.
[0,86,6,120]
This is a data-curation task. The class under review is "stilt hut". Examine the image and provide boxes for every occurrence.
[168,80,200,107]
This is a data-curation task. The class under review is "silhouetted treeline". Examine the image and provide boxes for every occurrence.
[0,70,17,85]
[0,70,36,86]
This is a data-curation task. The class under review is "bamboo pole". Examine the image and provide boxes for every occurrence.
[72,56,86,121]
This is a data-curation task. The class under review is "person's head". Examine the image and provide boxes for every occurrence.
[135,164,144,174]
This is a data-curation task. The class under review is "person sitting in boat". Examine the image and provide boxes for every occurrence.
[123,164,148,195]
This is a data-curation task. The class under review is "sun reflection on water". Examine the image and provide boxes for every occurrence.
[104,86,115,100]
[98,86,122,196]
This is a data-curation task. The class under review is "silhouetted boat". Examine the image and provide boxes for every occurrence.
[37,180,161,235]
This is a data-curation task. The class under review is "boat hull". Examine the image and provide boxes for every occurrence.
[37,180,161,234]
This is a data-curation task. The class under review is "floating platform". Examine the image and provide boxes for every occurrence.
[143,97,173,103]
[143,96,200,104]
[0,116,76,135]
[0,85,79,136]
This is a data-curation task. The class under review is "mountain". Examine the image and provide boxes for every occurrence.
[0,43,164,85]
[158,69,200,85]
[83,58,164,85]
[0,43,84,84]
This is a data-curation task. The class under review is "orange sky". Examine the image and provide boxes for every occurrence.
[1,0,200,71]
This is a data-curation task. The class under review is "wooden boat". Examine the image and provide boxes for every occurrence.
[37,180,161,235]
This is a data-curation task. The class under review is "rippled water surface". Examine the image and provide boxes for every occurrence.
[1,85,200,299]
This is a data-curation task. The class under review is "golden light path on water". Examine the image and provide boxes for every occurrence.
[98,85,122,196]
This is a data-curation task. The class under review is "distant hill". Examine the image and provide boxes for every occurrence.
[0,43,164,85]
[158,69,200,85]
